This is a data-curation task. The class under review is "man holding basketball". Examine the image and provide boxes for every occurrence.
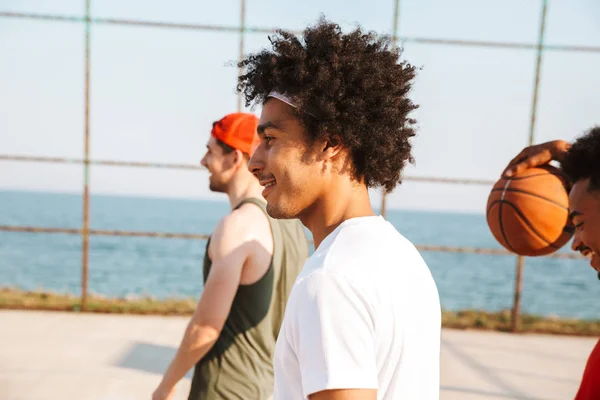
[503,126,600,399]
[237,17,441,400]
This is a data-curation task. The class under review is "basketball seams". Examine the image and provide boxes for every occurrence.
[496,179,517,253]
[487,201,515,251]
[490,187,568,210]
[487,199,501,214]
[502,201,560,249]
[505,164,568,183]
[500,173,548,181]
[498,200,518,253]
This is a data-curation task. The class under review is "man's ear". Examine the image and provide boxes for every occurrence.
[232,149,246,168]
[321,135,343,160]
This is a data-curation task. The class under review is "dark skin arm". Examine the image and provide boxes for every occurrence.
[502,140,570,178]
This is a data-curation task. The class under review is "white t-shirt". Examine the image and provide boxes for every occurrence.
[273,215,441,399]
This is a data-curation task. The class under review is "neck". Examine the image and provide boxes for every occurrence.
[300,179,375,249]
[226,171,265,210]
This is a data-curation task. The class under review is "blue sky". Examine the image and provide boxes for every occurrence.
[1,0,599,213]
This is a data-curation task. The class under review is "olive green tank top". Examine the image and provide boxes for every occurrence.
[188,198,309,400]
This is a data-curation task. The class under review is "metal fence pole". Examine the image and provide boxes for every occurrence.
[237,0,246,112]
[512,0,549,333]
[81,0,92,311]
[512,255,525,331]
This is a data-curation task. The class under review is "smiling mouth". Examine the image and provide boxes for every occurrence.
[259,177,276,187]
[260,179,277,198]
[583,250,595,260]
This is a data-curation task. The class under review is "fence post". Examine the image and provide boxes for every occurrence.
[380,0,402,219]
[236,0,246,112]
[512,0,549,332]
[81,0,92,311]
[511,255,524,332]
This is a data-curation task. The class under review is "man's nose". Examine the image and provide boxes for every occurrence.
[248,143,265,177]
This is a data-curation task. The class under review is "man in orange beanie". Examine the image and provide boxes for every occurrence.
[153,113,309,400]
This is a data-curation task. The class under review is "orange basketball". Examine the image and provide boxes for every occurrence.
[486,165,574,257]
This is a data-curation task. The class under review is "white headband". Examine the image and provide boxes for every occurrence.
[267,91,316,117]
[267,91,298,108]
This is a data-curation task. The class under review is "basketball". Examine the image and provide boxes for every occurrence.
[486,165,574,257]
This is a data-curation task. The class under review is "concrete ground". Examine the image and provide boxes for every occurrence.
[0,310,596,400]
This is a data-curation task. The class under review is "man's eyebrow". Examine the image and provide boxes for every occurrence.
[257,121,280,135]
[569,210,583,220]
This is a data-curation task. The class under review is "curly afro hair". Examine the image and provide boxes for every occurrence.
[236,17,419,194]
[562,126,600,191]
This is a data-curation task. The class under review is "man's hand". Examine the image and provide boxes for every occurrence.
[502,140,570,178]
[152,385,175,400]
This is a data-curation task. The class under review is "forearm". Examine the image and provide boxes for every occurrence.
[158,322,219,390]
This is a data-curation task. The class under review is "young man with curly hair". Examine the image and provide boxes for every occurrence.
[503,127,600,400]
[237,18,442,400]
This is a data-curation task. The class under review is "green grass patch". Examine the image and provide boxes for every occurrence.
[442,309,600,336]
[3,288,600,336]
[0,287,196,315]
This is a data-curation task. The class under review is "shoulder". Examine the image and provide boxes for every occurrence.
[290,270,373,315]
[209,201,272,259]
[333,219,418,260]
[337,218,401,246]
[310,220,429,293]
[213,202,268,241]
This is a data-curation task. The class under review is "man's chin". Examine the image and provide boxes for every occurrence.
[208,182,226,193]
[266,202,296,220]
[591,253,599,272]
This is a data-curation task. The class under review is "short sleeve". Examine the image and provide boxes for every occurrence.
[287,271,378,397]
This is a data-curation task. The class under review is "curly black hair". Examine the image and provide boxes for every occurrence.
[562,126,600,191]
[236,17,419,193]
